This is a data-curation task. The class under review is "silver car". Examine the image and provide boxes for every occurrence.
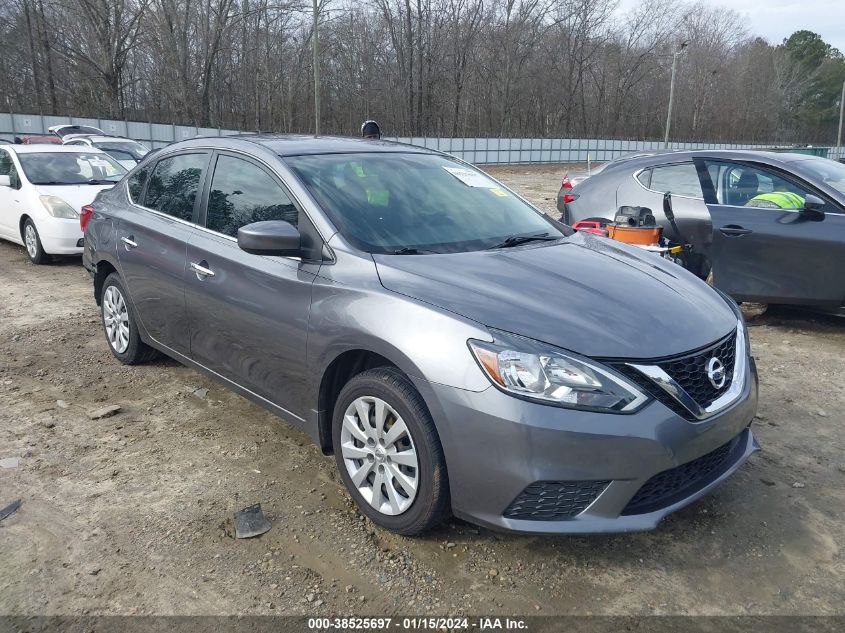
[83,135,758,535]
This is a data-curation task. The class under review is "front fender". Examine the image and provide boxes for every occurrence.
[306,278,493,397]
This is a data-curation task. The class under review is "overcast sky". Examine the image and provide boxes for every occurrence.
[618,0,845,53]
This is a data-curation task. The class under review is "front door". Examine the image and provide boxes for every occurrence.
[0,149,25,242]
[185,152,317,419]
[117,152,210,355]
[698,159,845,307]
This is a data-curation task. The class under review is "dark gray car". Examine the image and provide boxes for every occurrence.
[83,135,758,535]
[562,150,845,312]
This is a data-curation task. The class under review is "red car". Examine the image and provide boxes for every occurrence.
[16,135,62,145]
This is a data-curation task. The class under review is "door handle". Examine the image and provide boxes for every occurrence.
[121,236,138,249]
[190,261,215,278]
[719,225,752,237]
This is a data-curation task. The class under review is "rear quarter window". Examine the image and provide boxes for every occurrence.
[127,165,150,204]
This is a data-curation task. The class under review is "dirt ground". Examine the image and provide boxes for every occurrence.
[1,165,844,617]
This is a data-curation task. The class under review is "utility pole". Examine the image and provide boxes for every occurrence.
[664,41,689,149]
[837,80,845,161]
[312,0,320,136]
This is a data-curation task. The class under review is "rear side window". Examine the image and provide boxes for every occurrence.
[144,153,207,222]
[644,163,703,198]
[206,154,298,237]
[127,165,150,203]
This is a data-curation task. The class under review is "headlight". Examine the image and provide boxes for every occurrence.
[468,333,649,413]
[40,195,78,219]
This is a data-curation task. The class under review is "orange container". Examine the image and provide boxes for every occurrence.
[606,224,662,245]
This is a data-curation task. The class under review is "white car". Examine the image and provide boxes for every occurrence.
[0,145,127,264]
[61,135,150,170]
[48,125,150,170]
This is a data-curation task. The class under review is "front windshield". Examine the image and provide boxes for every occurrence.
[18,152,127,185]
[793,157,845,196]
[286,153,564,253]
[94,141,149,162]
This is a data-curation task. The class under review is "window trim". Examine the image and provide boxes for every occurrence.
[632,161,705,201]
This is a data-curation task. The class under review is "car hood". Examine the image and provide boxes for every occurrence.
[35,184,114,213]
[373,233,737,359]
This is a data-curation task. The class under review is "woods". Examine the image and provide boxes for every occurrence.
[1,0,843,143]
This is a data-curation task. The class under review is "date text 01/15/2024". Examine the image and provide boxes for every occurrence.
[307,617,529,630]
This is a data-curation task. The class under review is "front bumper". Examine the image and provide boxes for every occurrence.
[413,357,758,534]
[39,218,84,256]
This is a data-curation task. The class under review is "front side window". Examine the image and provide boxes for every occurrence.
[286,153,563,253]
[704,161,811,209]
[17,152,127,185]
[206,155,298,237]
[0,150,20,188]
[645,162,703,198]
[144,153,207,222]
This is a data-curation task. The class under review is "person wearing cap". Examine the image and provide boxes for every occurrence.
[361,120,381,140]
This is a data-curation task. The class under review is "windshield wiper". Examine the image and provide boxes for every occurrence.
[32,181,75,185]
[87,179,118,185]
[392,247,437,255]
[487,232,560,250]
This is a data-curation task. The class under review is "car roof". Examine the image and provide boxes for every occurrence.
[164,133,437,157]
[5,144,107,154]
[601,149,819,172]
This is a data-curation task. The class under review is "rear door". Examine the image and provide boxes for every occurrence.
[697,158,845,307]
[117,152,210,355]
[185,151,318,419]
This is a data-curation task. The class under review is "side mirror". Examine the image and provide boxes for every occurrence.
[801,194,825,220]
[0,175,10,187]
[237,220,301,257]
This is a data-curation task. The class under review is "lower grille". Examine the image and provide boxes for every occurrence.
[622,435,741,515]
[504,480,610,520]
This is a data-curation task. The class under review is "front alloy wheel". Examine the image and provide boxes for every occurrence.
[23,219,49,264]
[340,396,419,515]
[332,367,450,535]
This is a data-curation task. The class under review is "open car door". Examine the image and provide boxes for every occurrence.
[696,158,845,309]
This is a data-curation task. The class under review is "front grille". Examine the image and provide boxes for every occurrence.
[613,331,737,421]
[657,332,736,409]
[621,435,740,515]
[504,480,610,520]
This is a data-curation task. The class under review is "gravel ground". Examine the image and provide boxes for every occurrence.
[0,165,843,616]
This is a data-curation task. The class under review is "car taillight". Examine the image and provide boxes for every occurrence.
[563,193,578,204]
[80,205,94,232]
[561,176,573,189]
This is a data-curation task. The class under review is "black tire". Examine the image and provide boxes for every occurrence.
[100,272,160,365]
[332,367,450,535]
[22,218,50,265]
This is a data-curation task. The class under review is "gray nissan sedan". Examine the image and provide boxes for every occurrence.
[83,135,759,535]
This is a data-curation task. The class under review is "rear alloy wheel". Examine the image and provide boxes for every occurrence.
[100,272,160,365]
[332,367,450,535]
[23,219,49,265]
